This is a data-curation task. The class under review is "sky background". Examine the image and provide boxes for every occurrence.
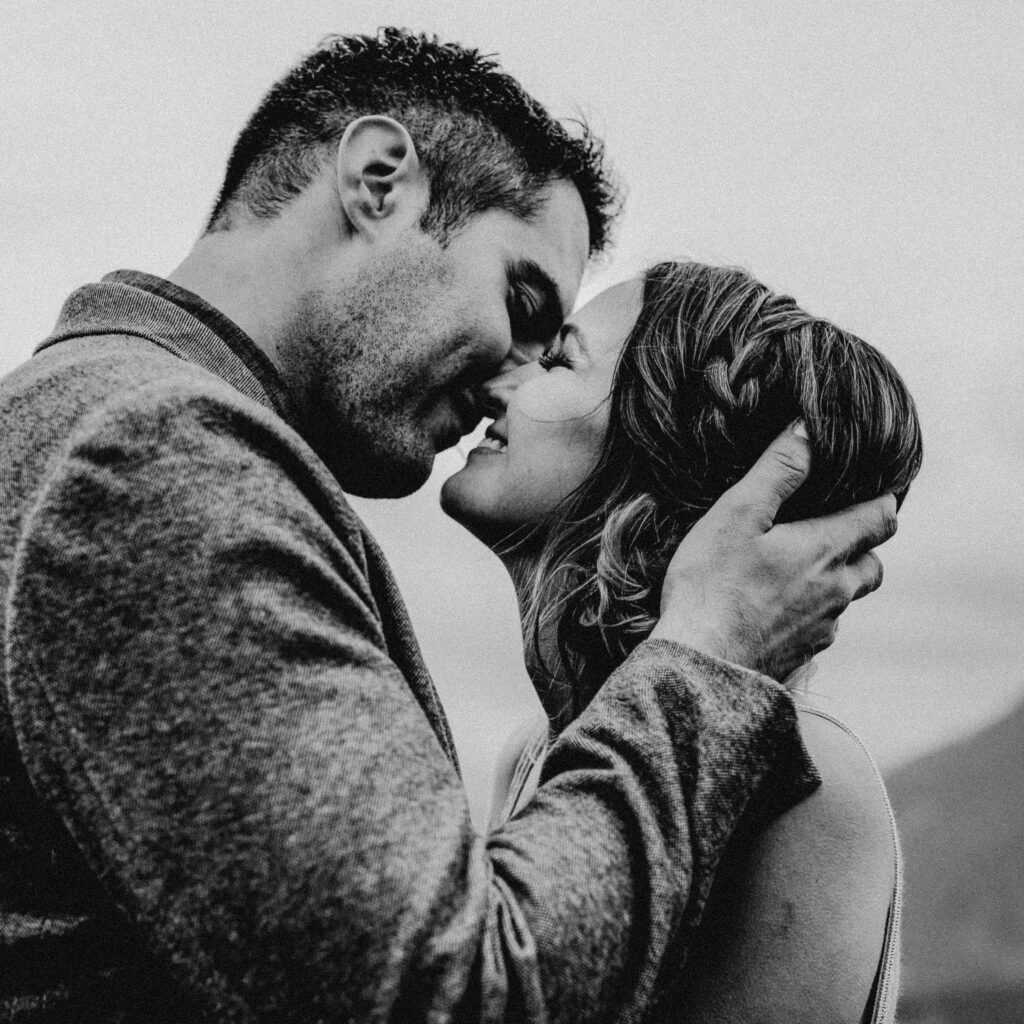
[2,0,1022,824]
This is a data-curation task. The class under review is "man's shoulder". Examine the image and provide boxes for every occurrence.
[4,330,238,437]
[3,334,368,561]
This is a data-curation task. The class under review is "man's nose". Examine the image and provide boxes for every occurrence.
[476,354,540,418]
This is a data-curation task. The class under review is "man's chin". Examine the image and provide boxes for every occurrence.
[324,442,434,499]
[340,458,434,499]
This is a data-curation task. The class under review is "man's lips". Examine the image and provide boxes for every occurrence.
[428,388,480,452]
[450,387,482,436]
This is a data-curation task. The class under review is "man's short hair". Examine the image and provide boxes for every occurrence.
[207,28,619,254]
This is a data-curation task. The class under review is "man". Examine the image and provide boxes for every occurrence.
[0,29,894,1022]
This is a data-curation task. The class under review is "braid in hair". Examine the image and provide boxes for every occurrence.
[520,261,922,722]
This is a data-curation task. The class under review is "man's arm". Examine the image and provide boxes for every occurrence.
[4,393,889,1023]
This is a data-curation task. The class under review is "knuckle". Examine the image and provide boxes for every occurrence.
[871,556,885,591]
[722,495,771,533]
[774,446,807,477]
[825,620,839,644]
[799,518,841,565]
[818,533,845,569]
[880,507,898,540]
[771,447,810,488]
[867,494,898,541]
[848,552,884,599]
[812,628,836,656]
[824,527,844,562]
[834,584,853,612]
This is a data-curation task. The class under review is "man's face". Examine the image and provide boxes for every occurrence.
[288,180,589,497]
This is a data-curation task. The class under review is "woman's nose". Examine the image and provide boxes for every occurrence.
[476,356,541,418]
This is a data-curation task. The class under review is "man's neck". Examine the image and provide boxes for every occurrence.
[168,232,296,372]
[168,182,351,377]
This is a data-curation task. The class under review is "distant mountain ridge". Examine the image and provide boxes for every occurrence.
[885,694,1024,1022]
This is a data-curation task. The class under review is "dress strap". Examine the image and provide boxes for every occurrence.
[501,722,550,824]
[796,706,903,1024]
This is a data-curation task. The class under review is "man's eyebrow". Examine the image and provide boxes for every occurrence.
[509,259,567,336]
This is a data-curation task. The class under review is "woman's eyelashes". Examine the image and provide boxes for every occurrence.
[538,323,582,371]
[537,345,572,371]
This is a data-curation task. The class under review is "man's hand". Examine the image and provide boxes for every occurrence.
[650,422,898,680]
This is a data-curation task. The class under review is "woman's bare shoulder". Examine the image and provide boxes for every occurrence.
[747,706,896,961]
[670,705,895,1024]
[791,706,896,878]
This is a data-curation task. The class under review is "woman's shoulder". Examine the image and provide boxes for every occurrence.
[757,704,897,942]
[792,704,897,877]
[673,702,897,1023]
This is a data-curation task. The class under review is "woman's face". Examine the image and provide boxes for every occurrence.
[440,279,644,543]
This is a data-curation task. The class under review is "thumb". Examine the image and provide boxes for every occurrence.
[728,421,812,525]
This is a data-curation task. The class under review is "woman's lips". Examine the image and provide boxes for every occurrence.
[474,420,508,453]
[472,435,507,453]
[467,419,508,456]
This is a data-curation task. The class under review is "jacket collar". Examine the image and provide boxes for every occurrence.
[37,270,302,431]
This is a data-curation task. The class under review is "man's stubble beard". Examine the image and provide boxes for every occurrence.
[284,239,457,498]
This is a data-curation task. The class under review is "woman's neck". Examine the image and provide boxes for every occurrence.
[499,547,575,734]
[500,548,539,628]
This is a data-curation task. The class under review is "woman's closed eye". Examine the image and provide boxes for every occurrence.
[538,344,572,371]
[538,323,583,371]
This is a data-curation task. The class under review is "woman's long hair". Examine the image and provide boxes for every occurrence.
[518,261,923,725]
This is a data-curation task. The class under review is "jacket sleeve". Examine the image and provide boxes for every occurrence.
[4,384,817,1024]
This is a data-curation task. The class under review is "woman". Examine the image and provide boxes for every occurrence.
[441,261,922,1023]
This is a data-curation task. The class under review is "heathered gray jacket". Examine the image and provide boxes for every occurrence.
[0,272,817,1023]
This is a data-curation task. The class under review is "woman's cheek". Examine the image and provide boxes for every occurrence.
[514,378,580,423]
[512,431,580,510]
[572,404,610,466]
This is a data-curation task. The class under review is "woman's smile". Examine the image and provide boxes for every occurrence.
[441,279,644,543]
[471,421,509,454]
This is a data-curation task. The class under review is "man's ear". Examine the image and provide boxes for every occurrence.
[335,116,429,236]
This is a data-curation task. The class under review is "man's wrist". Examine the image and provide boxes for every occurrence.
[649,616,730,664]
[650,608,769,674]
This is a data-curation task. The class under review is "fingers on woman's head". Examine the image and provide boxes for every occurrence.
[843,493,898,560]
[848,550,885,601]
[724,422,813,528]
[810,492,898,565]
